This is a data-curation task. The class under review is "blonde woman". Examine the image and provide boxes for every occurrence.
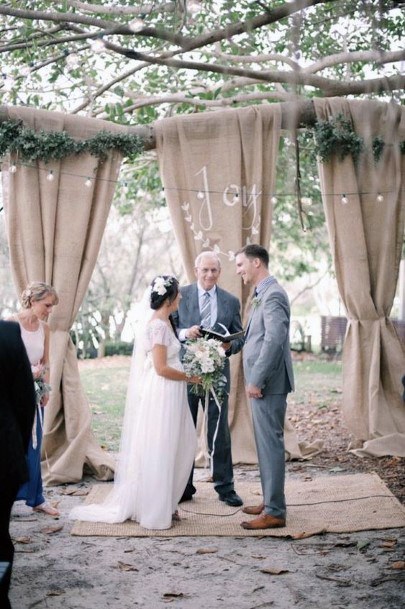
[10,282,59,516]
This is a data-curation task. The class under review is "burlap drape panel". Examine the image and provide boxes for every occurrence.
[2,106,130,483]
[155,105,306,463]
[314,98,405,457]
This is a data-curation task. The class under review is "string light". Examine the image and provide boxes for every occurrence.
[122,181,129,194]
[66,54,80,69]
[4,160,400,202]
[91,39,105,54]
[46,170,55,182]
[188,0,201,15]
[128,18,144,32]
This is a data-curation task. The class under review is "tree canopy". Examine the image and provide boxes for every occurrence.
[0,0,403,124]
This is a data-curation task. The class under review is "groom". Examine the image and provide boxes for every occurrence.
[174,251,244,507]
[235,244,294,529]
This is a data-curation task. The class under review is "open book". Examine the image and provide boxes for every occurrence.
[199,322,245,342]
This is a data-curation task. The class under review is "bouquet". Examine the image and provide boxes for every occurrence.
[34,377,51,406]
[183,336,227,401]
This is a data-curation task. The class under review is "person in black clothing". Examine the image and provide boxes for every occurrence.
[0,320,36,609]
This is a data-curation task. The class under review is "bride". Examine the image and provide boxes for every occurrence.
[70,275,200,530]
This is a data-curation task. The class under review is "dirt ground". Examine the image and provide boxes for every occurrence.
[9,356,405,609]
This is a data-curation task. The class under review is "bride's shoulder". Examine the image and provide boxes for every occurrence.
[148,318,167,328]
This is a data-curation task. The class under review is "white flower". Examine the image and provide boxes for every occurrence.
[151,276,173,296]
[183,336,227,400]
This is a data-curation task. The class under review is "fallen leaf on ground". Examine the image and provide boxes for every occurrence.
[289,529,327,539]
[117,561,138,572]
[390,561,405,570]
[357,540,370,551]
[379,539,397,548]
[46,590,65,596]
[61,487,89,496]
[260,566,290,575]
[196,547,218,554]
[41,525,64,534]
[14,536,31,544]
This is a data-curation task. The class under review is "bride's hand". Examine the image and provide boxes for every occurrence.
[188,375,202,384]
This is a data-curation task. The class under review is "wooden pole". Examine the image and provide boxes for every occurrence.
[0,100,316,151]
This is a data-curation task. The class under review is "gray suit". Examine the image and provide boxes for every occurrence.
[173,283,244,496]
[243,278,294,519]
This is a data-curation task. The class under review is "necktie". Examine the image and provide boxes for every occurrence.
[200,292,211,328]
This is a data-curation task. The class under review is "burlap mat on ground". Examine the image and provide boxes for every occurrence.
[70,473,405,538]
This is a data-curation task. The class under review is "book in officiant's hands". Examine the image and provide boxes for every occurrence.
[199,322,245,342]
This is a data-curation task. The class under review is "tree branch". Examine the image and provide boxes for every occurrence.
[64,1,176,16]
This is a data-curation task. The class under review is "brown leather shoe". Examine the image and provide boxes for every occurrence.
[242,502,264,515]
[241,514,286,530]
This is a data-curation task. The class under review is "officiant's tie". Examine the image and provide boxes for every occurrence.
[200,291,211,328]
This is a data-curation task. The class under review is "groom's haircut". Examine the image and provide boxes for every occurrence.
[194,250,221,270]
[237,244,269,268]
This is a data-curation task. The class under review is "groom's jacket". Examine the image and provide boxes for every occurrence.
[243,280,294,394]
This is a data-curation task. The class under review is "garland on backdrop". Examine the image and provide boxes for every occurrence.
[312,113,404,163]
[0,117,403,165]
[0,120,144,163]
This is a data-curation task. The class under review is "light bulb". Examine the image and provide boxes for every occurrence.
[66,54,80,69]
[85,177,92,188]
[128,18,144,33]
[91,39,105,54]
[376,193,384,203]
[46,170,55,182]
[341,194,349,205]
[271,196,277,205]
[8,164,17,173]
[188,0,201,15]
[197,191,204,200]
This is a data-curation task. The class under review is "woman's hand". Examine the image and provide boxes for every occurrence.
[31,363,44,379]
[41,393,50,407]
[187,375,202,384]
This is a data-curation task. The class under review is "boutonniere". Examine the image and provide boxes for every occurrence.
[251,296,262,309]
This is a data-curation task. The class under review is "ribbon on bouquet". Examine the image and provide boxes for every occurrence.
[201,387,222,477]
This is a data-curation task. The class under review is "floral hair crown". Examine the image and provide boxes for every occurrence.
[151,276,174,296]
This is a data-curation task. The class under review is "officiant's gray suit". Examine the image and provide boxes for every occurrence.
[243,279,294,520]
[173,283,244,497]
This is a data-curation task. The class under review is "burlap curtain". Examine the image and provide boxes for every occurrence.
[2,106,130,483]
[314,98,405,457]
[155,105,307,462]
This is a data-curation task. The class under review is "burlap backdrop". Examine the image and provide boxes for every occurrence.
[1,106,131,483]
[314,98,405,457]
[155,105,308,463]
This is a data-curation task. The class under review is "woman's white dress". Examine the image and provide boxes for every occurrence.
[70,318,196,530]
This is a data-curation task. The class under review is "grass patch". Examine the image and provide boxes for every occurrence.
[79,357,342,451]
[80,364,130,451]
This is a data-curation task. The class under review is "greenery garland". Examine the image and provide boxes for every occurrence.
[0,116,403,166]
[312,113,404,164]
[0,120,144,163]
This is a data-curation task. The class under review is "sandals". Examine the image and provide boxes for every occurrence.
[33,502,60,517]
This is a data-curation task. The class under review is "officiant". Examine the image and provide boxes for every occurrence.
[173,251,244,507]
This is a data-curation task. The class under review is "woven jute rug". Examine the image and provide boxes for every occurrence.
[70,472,405,538]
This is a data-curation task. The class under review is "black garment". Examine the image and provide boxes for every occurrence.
[0,321,36,609]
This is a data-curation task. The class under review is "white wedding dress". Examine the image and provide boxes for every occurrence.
[70,318,196,530]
